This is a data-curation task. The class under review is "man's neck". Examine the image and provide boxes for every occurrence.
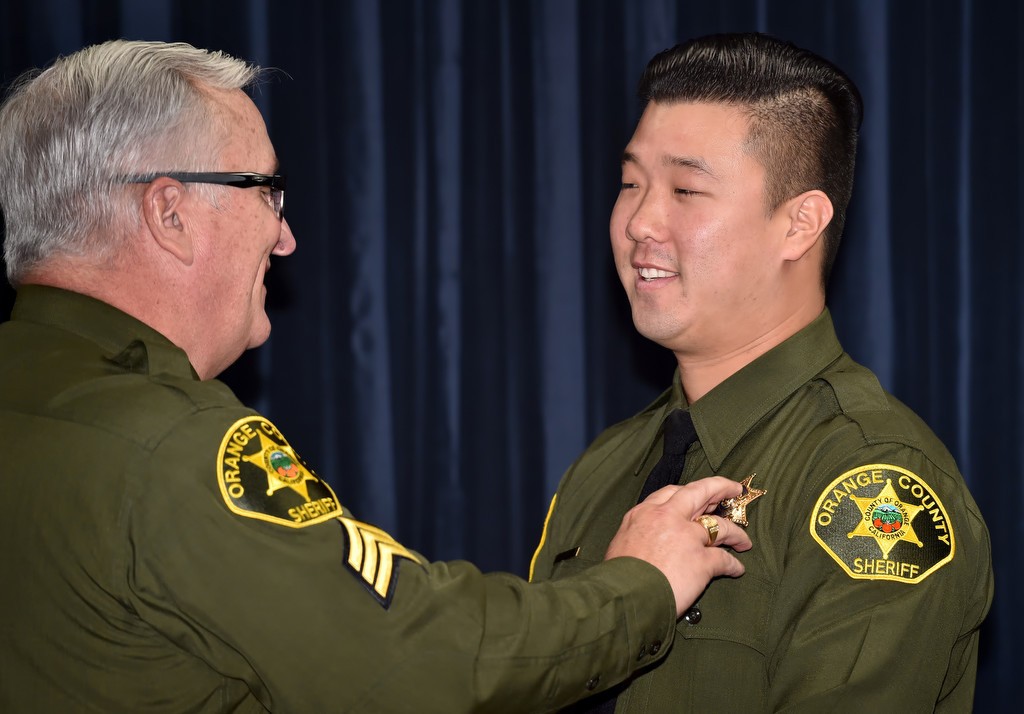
[677,302,824,404]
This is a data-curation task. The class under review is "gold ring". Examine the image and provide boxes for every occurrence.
[697,515,719,546]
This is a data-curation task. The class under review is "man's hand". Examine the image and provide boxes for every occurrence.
[604,477,753,616]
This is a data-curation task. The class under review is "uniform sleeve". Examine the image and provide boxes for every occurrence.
[765,444,994,712]
[124,408,676,713]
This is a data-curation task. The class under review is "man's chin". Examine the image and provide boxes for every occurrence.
[632,312,685,349]
[247,314,273,350]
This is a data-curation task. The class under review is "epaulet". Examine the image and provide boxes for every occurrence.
[818,367,889,416]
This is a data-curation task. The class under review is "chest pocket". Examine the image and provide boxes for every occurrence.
[677,571,776,654]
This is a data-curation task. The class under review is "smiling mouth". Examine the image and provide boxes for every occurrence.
[638,267,678,281]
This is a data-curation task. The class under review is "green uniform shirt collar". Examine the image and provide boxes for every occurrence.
[672,309,843,471]
[10,284,199,380]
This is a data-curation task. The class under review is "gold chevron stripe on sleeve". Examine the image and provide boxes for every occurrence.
[339,517,422,604]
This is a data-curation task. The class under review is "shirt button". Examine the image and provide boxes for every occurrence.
[586,676,600,691]
[684,606,702,625]
[648,640,662,655]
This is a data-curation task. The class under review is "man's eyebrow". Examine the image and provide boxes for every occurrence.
[663,154,717,178]
[621,151,717,180]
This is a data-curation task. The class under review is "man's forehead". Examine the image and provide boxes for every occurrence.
[209,89,266,133]
[207,88,277,170]
[624,101,752,170]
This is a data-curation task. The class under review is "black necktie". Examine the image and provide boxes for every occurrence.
[576,409,698,714]
[638,409,697,502]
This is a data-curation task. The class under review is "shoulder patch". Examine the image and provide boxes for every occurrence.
[810,464,954,583]
[217,416,343,527]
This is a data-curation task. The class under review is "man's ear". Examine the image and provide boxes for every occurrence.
[141,178,194,265]
[781,190,833,262]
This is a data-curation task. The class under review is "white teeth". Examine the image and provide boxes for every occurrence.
[638,267,676,281]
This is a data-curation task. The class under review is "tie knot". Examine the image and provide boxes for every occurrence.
[662,409,697,455]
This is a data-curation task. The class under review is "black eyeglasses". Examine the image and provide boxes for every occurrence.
[124,171,286,219]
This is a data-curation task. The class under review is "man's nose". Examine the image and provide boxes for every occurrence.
[625,192,668,243]
[273,218,297,256]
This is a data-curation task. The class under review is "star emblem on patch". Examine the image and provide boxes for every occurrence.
[846,479,925,558]
[241,431,317,500]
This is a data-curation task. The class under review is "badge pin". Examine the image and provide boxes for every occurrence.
[716,473,766,527]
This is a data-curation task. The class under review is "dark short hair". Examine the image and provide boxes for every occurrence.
[637,33,863,287]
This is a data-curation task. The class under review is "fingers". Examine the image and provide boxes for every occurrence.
[633,479,753,553]
[605,487,754,616]
[640,476,744,518]
[698,515,752,553]
[705,546,746,579]
[637,484,680,506]
[677,476,745,513]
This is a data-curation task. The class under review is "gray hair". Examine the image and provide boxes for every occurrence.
[0,40,262,284]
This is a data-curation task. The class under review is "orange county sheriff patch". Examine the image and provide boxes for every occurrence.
[217,416,342,527]
[810,464,954,583]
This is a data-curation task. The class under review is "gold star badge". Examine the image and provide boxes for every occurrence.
[716,473,766,527]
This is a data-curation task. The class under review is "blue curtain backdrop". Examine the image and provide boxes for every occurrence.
[0,0,1018,708]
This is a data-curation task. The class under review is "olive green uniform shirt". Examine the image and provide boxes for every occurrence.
[531,310,993,713]
[0,285,678,713]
